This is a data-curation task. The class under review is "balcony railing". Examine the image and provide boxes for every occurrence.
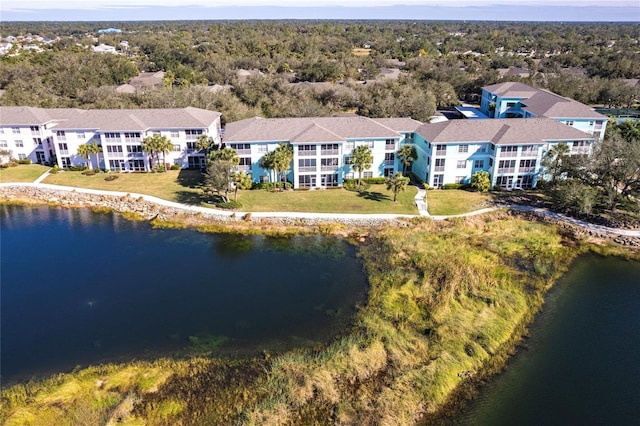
[521,150,538,157]
[298,150,316,156]
[434,166,445,172]
[321,166,338,171]
[59,149,69,155]
[237,165,251,171]
[128,152,144,158]
[518,167,536,173]
[572,147,590,154]
[321,149,339,155]
[500,151,517,157]
[435,150,446,156]
[236,149,251,155]
[385,144,395,151]
[498,167,515,173]
[384,160,395,166]
[299,166,316,172]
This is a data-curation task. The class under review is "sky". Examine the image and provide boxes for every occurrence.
[2,0,639,21]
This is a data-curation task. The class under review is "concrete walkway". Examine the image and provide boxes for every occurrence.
[1,170,639,238]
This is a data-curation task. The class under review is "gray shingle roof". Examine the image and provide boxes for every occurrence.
[223,116,408,143]
[0,106,221,131]
[415,118,595,145]
[484,82,606,120]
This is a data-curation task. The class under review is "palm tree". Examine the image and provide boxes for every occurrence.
[272,143,293,190]
[352,145,373,187]
[76,141,101,170]
[542,142,570,184]
[397,144,418,175]
[386,172,410,202]
[259,150,277,184]
[142,134,173,171]
[233,171,253,202]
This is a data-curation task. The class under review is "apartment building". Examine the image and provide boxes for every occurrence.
[0,106,222,171]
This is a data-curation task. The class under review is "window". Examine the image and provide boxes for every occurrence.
[321,158,339,170]
[458,144,468,153]
[521,145,537,156]
[566,121,574,126]
[30,126,39,133]
[124,132,141,143]
[455,176,465,184]
[128,159,145,171]
[299,145,317,156]
[456,160,466,169]
[0,140,7,147]
[433,174,444,188]
[321,144,339,155]
[170,131,180,138]
[76,131,85,139]
[0,128,4,134]
[238,157,251,169]
[185,129,203,139]
[474,159,484,169]
[361,141,374,149]
[173,144,181,152]
[61,157,71,168]
[498,160,516,173]
[298,175,314,188]
[260,175,270,183]
[298,158,316,171]
[55,130,66,140]
[321,173,339,187]
[477,145,487,153]
[109,159,125,170]
[363,171,373,178]
[384,152,395,165]
[230,143,250,154]
[500,146,517,157]
[106,145,123,153]
[489,158,494,167]
[18,154,26,160]
[257,144,268,153]
[12,127,20,134]
[33,138,42,146]
[104,132,120,142]
[435,158,445,172]
[385,139,395,150]
[519,159,536,168]
[435,144,446,155]
[15,140,24,148]
[384,167,395,177]
[344,156,353,165]
[127,145,143,156]
[345,141,355,150]
[506,102,516,108]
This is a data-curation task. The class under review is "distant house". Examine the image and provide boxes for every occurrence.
[92,44,117,54]
[98,28,122,34]
[129,71,165,90]
[497,67,531,79]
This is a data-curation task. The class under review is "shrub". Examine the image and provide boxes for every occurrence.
[81,170,96,176]
[343,179,370,192]
[0,163,8,169]
[170,164,182,170]
[155,165,166,173]
[443,183,465,190]
[16,159,31,164]
[252,182,274,190]
[50,165,60,174]
[104,175,119,181]
[92,168,102,174]
[8,162,18,167]
[216,201,242,209]
[69,165,87,172]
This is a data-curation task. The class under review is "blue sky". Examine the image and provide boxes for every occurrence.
[2,0,639,21]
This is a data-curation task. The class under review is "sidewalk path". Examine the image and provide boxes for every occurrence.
[2,177,639,238]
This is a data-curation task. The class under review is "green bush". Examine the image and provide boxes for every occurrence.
[0,163,8,169]
[81,170,96,176]
[68,165,87,172]
[104,175,119,181]
[16,159,31,164]
[50,165,60,174]
[216,200,242,209]
[343,179,370,192]
[443,183,468,190]
[170,164,182,170]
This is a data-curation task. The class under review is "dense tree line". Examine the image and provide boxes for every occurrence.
[1,21,638,119]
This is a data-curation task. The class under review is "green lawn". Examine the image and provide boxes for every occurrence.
[238,184,418,214]
[427,189,494,215]
[41,170,419,214]
[0,164,51,183]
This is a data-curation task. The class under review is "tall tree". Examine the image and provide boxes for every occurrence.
[385,172,410,202]
[259,150,277,184]
[541,143,570,184]
[272,143,293,190]
[397,144,418,175]
[76,141,101,169]
[196,134,218,156]
[204,160,235,203]
[142,134,173,171]
[351,145,373,187]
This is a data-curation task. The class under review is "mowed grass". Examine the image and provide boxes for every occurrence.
[427,189,494,215]
[41,170,419,214]
[0,164,51,183]
[43,170,204,205]
[238,185,418,214]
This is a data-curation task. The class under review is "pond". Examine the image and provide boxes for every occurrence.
[0,204,368,384]
[456,254,640,425]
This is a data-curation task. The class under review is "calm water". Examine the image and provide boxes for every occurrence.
[0,205,368,384]
[457,255,640,426]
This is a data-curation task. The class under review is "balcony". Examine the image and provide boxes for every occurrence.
[236,149,251,155]
[321,149,339,156]
[521,150,538,157]
[59,149,69,155]
[435,150,446,156]
[384,160,395,166]
[128,152,144,158]
[434,166,445,172]
[237,165,251,171]
[518,167,536,173]
[500,151,517,158]
[299,166,316,172]
[498,168,515,174]
[321,166,338,171]
[298,150,316,156]
[572,147,590,155]
[385,144,395,151]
